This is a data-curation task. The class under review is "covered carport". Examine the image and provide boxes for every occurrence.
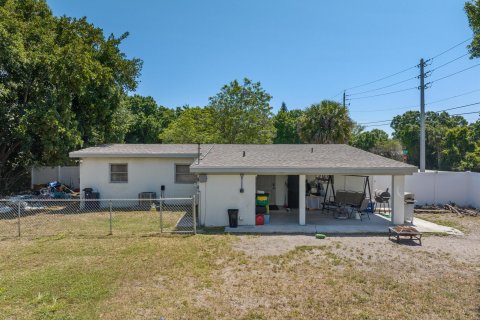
[191,144,417,228]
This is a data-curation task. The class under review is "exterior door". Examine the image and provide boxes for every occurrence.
[256,175,276,205]
[287,175,299,208]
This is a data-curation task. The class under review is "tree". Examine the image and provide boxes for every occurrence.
[459,145,480,171]
[160,107,220,143]
[297,100,354,144]
[441,126,476,170]
[208,78,276,144]
[391,111,467,169]
[0,0,141,193]
[370,139,404,161]
[351,129,389,151]
[466,0,480,58]
[273,102,303,144]
[124,95,175,143]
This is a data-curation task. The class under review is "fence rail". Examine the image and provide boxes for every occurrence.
[0,197,196,238]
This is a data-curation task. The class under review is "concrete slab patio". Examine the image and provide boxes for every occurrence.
[225,209,463,235]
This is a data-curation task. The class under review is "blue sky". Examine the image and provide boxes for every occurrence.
[48,0,479,134]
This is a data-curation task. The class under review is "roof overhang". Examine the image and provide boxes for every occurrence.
[190,166,417,176]
[69,152,197,159]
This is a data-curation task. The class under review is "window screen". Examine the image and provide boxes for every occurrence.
[110,164,128,183]
[175,164,196,183]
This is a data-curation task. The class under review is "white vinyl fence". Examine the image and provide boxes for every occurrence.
[373,171,480,208]
[31,166,80,189]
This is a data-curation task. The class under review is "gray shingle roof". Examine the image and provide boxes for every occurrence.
[69,144,211,158]
[70,143,417,175]
[190,144,417,175]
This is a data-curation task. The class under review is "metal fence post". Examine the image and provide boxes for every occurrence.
[17,201,21,237]
[192,195,196,234]
[109,200,112,235]
[160,199,163,233]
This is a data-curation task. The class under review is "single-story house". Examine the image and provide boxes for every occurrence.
[69,144,417,228]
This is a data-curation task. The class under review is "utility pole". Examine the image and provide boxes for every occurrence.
[419,58,426,172]
[343,90,346,108]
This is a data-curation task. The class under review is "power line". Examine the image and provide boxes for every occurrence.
[351,88,480,113]
[427,37,472,61]
[450,110,480,116]
[345,65,417,91]
[362,123,392,127]
[358,102,480,126]
[348,76,417,96]
[434,101,480,113]
[429,53,469,72]
[350,106,414,113]
[358,119,392,125]
[348,86,417,100]
[428,63,480,85]
[330,90,344,100]
[336,37,473,98]
[426,88,480,105]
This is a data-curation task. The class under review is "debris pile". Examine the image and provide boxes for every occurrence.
[415,204,479,216]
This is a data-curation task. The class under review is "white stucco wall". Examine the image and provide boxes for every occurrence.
[79,157,196,199]
[275,175,288,206]
[198,174,256,227]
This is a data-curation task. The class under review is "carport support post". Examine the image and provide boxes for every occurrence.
[299,175,306,225]
[391,175,405,225]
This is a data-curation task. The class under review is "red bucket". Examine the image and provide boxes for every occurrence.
[255,214,264,225]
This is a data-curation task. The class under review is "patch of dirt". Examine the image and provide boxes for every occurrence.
[233,225,480,264]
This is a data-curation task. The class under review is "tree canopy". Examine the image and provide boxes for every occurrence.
[391,111,467,169]
[160,107,220,143]
[124,95,175,143]
[466,0,480,58]
[297,100,354,144]
[0,0,141,192]
[273,102,303,144]
[351,129,389,151]
[208,78,276,144]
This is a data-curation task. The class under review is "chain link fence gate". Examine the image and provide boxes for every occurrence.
[0,196,196,238]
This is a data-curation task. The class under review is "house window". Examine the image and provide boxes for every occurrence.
[175,164,196,184]
[110,164,128,183]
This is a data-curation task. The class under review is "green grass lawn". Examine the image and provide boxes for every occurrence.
[0,206,187,238]
[0,214,479,319]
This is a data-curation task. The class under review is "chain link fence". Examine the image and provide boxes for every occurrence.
[0,197,196,238]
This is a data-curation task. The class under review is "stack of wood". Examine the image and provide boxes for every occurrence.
[415,204,479,216]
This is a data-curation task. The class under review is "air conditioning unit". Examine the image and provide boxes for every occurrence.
[138,192,157,209]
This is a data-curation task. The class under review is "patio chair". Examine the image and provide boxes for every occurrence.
[350,198,371,221]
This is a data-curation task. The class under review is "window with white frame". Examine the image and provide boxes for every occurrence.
[110,163,128,183]
[175,164,196,183]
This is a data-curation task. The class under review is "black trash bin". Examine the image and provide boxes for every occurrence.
[83,188,100,210]
[227,209,239,228]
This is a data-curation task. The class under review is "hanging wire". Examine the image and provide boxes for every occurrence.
[350,106,415,113]
[426,88,480,105]
[348,86,417,100]
[427,63,480,86]
[344,65,417,91]
[434,101,480,113]
[348,76,418,96]
[426,37,473,61]
[429,53,469,72]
